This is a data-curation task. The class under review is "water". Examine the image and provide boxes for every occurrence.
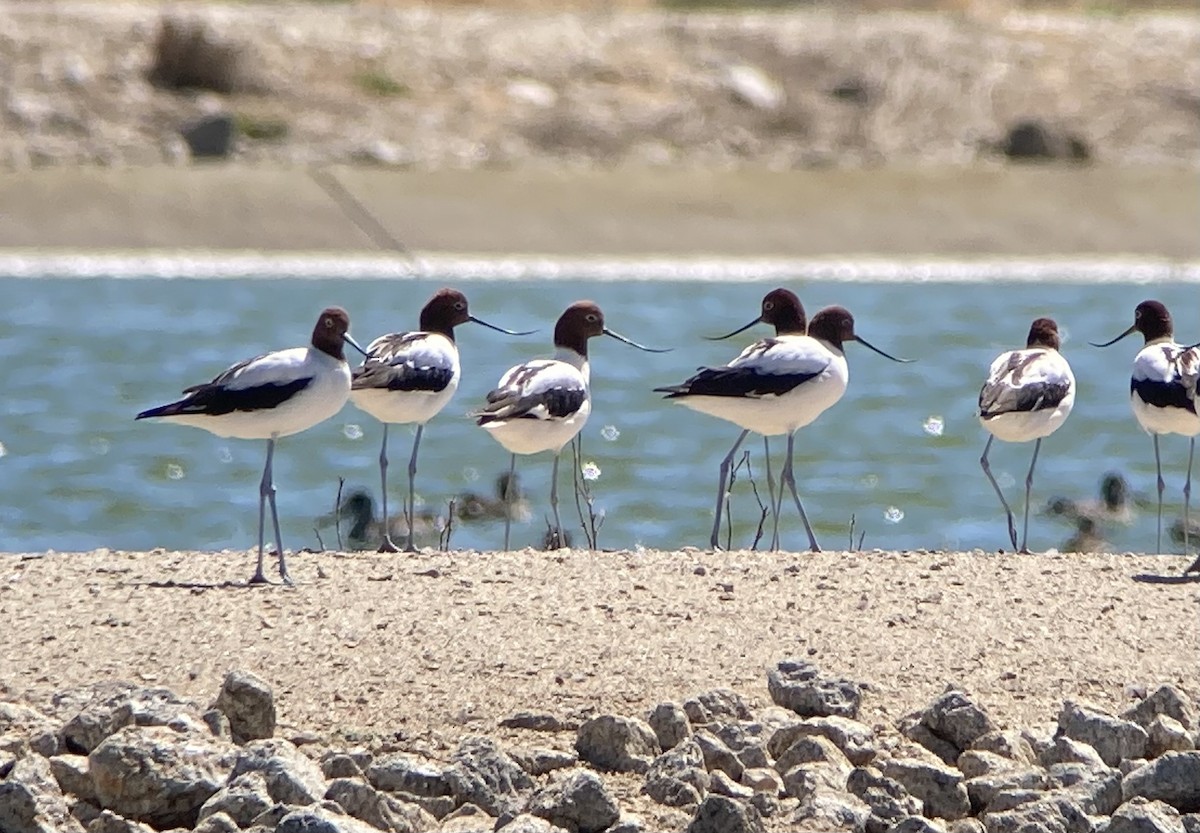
[1,274,1196,556]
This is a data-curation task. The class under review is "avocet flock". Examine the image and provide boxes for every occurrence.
[136,289,1200,583]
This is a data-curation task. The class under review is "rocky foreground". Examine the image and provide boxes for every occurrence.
[2,3,1199,169]
[1,665,1198,833]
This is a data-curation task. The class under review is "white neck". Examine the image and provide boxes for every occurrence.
[554,346,590,384]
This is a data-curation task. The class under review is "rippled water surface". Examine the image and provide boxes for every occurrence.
[2,275,1197,558]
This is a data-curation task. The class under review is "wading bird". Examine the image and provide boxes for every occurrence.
[350,289,532,552]
[137,307,364,584]
[978,317,1076,553]
[1091,300,1199,558]
[473,301,667,550]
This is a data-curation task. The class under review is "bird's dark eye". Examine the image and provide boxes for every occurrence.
[764,301,774,311]
[587,314,598,322]
[455,302,466,311]
[325,318,334,328]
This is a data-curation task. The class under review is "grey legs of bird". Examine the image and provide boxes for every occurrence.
[253,437,290,585]
[763,436,780,552]
[710,429,749,550]
[1153,434,1165,554]
[377,425,400,553]
[503,453,517,551]
[549,451,564,548]
[1019,438,1042,554]
[404,424,424,553]
[781,433,821,552]
[981,435,1019,552]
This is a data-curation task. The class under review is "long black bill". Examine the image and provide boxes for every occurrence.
[603,327,671,353]
[704,316,763,341]
[469,315,537,336]
[344,333,369,357]
[853,335,914,363]
[1088,324,1138,348]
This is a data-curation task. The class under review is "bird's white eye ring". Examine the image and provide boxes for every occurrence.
[764,301,774,311]
[325,317,334,328]
[455,302,466,311]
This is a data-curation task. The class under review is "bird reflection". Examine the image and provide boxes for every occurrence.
[1045,471,1140,553]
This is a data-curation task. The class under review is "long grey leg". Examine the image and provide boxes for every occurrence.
[763,436,780,551]
[1019,438,1042,554]
[264,438,290,584]
[252,439,272,584]
[377,425,399,553]
[549,452,564,547]
[503,454,517,551]
[1184,437,1194,558]
[709,429,749,550]
[404,424,424,552]
[781,433,821,552]
[1154,434,1165,554]
[981,435,1018,551]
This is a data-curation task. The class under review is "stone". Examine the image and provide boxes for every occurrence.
[499,812,570,833]
[1182,814,1200,833]
[723,65,784,112]
[574,715,659,774]
[89,724,237,829]
[768,661,862,719]
[445,736,534,817]
[608,815,645,833]
[511,748,578,777]
[202,710,231,741]
[791,789,872,831]
[958,750,1020,780]
[526,770,619,833]
[58,682,207,755]
[366,755,451,797]
[1104,797,1185,833]
[212,670,276,745]
[500,712,570,733]
[776,735,853,777]
[194,810,241,833]
[769,717,877,767]
[1147,716,1195,758]
[0,752,84,833]
[982,794,1093,833]
[847,767,923,833]
[232,738,329,805]
[49,754,97,803]
[181,115,235,159]
[782,762,850,800]
[969,731,1038,767]
[1122,688,1197,733]
[324,777,437,833]
[274,803,383,833]
[710,771,754,800]
[1056,766,1124,816]
[85,809,157,833]
[643,738,709,808]
[683,690,753,725]
[889,818,949,833]
[1122,751,1200,813]
[878,758,970,821]
[922,690,995,753]
[711,724,769,770]
[648,703,691,751]
[965,769,1049,814]
[741,768,783,795]
[1042,737,1109,769]
[695,730,744,781]
[686,794,766,833]
[899,717,960,765]
[196,771,273,828]
[1058,702,1149,767]
[322,753,367,780]
[1000,120,1091,162]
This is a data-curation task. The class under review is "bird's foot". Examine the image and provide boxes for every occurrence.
[378,539,400,554]
[248,570,269,586]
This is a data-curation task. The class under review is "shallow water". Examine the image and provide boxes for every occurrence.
[1,274,1197,558]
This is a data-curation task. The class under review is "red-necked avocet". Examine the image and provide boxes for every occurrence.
[657,303,912,553]
[137,307,365,584]
[978,317,1076,553]
[473,300,667,550]
[1091,300,1199,561]
[349,288,533,552]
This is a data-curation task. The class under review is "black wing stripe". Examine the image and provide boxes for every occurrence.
[137,378,313,419]
[1133,379,1196,413]
[353,363,454,393]
[656,367,822,399]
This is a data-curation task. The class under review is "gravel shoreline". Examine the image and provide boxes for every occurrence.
[0,547,1197,832]
[3,3,1199,169]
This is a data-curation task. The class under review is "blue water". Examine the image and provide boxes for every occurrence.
[1,276,1196,556]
